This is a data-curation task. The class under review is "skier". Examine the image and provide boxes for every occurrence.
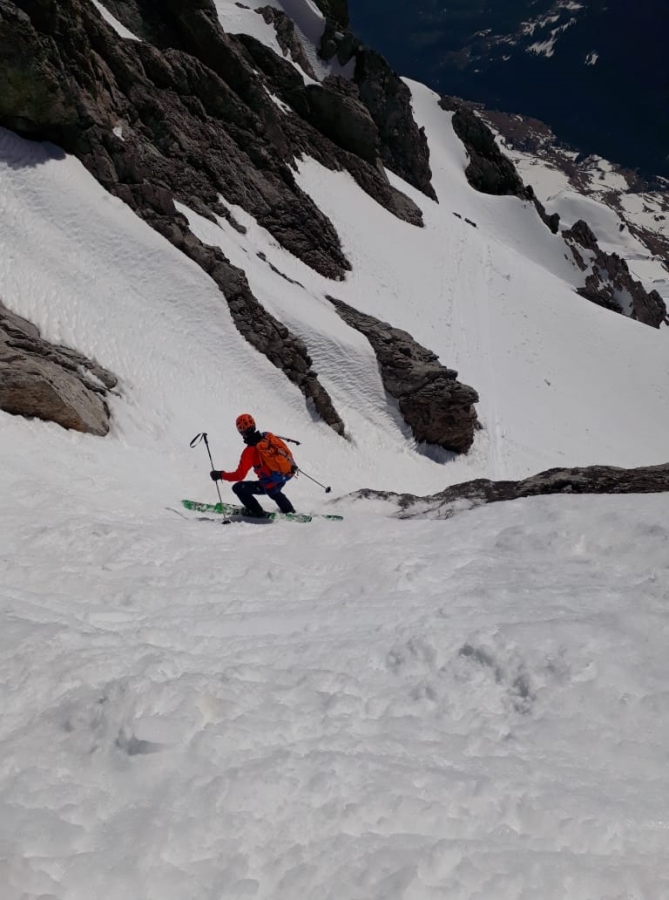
[210,414,297,517]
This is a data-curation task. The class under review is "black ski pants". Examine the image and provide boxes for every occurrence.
[232,480,295,516]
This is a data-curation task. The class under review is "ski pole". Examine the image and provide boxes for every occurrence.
[297,468,331,493]
[272,435,330,492]
[190,432,223,504]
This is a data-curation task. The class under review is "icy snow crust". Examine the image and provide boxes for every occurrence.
[1,46,669,900]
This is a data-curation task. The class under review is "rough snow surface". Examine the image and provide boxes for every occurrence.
[3,481,669,899]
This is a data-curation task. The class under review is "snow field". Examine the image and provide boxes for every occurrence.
[498,135,669,306]
[2,493,669,899]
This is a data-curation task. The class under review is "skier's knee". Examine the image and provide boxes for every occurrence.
[232,481,244,498]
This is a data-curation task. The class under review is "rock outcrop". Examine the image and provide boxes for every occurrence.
[311,0,349,30]
[256,6,317,79]
[352,48,437,202]
[353,463,669,517]
[328,296,479,453]
[439,96,560,233]
[318,25,436,201]
[0,301,117,435]
[0,0,393,433]
[564,220,667,327]
[440,96,527,199]
[0,0,443,434]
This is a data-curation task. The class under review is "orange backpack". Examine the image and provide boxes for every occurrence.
[256,432,297,477]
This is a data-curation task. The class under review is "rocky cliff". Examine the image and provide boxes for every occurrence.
[0,0,445,438]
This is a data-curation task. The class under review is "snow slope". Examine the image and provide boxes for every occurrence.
[1,9,669,898]
[178,81,669,481]
[3,488,669,900]
[491,128,669,306]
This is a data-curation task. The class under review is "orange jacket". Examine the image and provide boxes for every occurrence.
[222,445,291,488]
[221,445,258,482]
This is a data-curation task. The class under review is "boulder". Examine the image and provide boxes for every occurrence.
[328,296,479,453]
[440,97,527,198]
[0,301,117,435]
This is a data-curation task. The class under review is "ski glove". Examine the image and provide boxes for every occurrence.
[210,470,224,482]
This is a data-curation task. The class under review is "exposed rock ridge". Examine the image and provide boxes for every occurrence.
[440,96,528,199]
[163,217,346,435]
[353,463,669,517]
[234,33,423,227]
[0,300,118,435]
[256,6,317,80]
[440,96,559,234]
[318,24,436,201]
[327,295,479,453]
[564,220,667,328]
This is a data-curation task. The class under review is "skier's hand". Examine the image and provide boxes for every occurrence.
[210,470,224,482]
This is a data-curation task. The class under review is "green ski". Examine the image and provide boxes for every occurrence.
[181,499,343,523]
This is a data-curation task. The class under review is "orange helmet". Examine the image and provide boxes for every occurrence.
[236,413,256,434]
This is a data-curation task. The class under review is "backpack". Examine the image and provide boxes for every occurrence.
[255,432,297,478]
